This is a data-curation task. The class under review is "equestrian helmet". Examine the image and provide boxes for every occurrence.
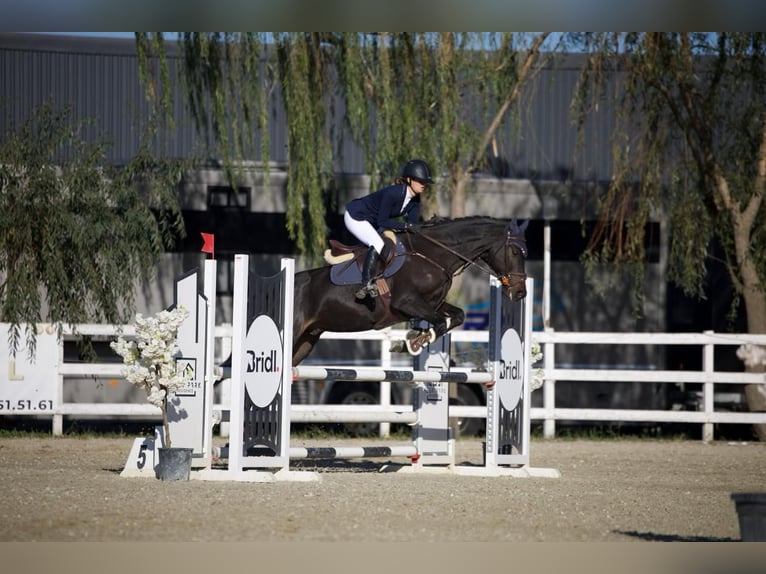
[400,159,435,185]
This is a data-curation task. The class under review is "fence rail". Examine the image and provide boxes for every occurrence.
[4,323,766,441]
[535,329,766,441]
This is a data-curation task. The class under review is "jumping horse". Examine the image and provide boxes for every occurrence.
[292,216,529,365]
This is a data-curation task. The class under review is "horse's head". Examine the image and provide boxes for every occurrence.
[483,217,528,301]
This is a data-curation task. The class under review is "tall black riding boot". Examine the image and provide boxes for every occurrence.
[355,247,380,299]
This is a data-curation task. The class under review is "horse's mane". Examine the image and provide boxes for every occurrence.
[418,215,506,229]
[410,216,511,253]
[412,216,528,256]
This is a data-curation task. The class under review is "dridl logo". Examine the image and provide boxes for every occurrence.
[500,359,521,381]
[246,349,281,374]
[243,315,284,408]
[496,329,524,411]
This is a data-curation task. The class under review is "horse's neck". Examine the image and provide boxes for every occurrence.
[414,224,500,270]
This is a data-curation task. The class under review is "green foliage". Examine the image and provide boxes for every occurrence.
[0,101,186,358]
[135,33,551,260]
[574,33,766,328]
[276,33,334,259]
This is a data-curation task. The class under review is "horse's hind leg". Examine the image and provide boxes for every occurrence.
[293,331,322,366]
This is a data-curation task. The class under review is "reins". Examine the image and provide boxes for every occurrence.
[406,227,527,289]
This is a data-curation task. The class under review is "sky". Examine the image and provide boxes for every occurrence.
[9,0,765,32]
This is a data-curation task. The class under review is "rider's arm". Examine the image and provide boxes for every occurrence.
[375,186,407,231]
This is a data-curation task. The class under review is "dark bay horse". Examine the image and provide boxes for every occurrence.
[292,216,529,365]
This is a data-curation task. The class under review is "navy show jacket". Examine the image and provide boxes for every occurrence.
[345,183,420,231]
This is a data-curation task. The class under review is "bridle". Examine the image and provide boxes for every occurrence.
[497,227,528,291]
[407,224,528,290]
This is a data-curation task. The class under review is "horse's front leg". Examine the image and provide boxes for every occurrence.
[432,302,465,338]
[395,299,465,355]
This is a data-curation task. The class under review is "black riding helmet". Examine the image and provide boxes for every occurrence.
[400,159,435,185]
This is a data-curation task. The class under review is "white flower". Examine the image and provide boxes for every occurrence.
[737,344,766,368]
[529,339,544,391]
[110,305,192,414]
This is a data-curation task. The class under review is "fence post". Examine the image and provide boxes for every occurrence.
[53,336,64,435]
[543,329,556,438]
[702,330,715,442]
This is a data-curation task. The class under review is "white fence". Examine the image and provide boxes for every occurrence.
[534,330,766,442]
[4,323,766,441]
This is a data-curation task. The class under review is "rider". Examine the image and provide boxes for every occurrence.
[344,158,434,299]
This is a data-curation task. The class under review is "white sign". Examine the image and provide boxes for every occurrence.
[244,315,284,408]
[0,324,58,414]
[496,328,524,411]
[166,269,210,458]
[173,357,199,396]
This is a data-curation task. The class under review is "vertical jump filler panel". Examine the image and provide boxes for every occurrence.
[486,275,533,468]
[228,255,294,475]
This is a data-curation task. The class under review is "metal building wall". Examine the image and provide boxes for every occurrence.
[1,33,616,182]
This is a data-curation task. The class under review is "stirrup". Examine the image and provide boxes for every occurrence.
[355,282,379,300]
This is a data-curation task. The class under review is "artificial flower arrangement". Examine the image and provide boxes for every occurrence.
[737,343,766,403]
[530,339,545,391]
[110,306,191,448]
[737,344,766,369]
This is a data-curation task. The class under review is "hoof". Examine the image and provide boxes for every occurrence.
[405,337,424,356]
[405,331,431,356]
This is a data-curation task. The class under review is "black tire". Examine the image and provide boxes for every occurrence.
[337,386,380,436]
[449,384,484,437]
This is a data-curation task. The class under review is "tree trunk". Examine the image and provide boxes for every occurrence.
[717,151,765,439]
[741,275,766,441]
[733,212,766,440]
[161,399,172,448]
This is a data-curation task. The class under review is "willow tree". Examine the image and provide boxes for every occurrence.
[0,101,186,358]
[572,33,766,437]
[135,32,552,261]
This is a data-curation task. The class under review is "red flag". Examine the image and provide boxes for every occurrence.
[200,232,215,258]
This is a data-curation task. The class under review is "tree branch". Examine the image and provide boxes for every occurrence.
[745,108,766,228]
[462,32,550,180]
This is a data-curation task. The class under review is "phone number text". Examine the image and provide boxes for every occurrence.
[0,399,54,412]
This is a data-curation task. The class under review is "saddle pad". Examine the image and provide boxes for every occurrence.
[330,240,407,286]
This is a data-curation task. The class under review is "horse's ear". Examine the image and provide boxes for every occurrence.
[509,217,529,235]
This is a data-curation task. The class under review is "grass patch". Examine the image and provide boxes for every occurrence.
[0,417,158,439]
[0,418,757,443]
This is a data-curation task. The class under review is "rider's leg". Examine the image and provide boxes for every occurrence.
[355,240,395,299]
[343,212,385,252]
[344,212,386,299]
[355,246,380,299]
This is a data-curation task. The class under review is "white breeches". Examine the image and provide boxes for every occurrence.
[344,212,385,253]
